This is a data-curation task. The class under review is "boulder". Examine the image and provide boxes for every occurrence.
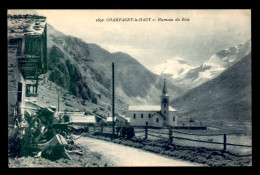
[38,134,71,161]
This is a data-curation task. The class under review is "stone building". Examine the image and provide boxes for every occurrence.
[128,79,177,128]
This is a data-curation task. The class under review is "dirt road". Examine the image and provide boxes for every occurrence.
[75,136,204,167]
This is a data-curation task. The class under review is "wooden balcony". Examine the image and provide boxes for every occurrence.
[17,55,42,79]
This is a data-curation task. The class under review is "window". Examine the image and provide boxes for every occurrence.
[149,114,151,118]
[146,122,148,125]
[9,38,22,54]
[133,114,136,119]
[141,114,143,118]
[156,118,159,123]
[15,38,22,55]
[9,39,18,45]
[173,117,175,121]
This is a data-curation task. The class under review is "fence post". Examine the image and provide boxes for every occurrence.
[223,134,226,152]
[145,123,148,139]
[169,126,173,143]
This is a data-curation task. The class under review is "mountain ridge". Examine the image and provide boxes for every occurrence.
[45,23,184,111]
[171,53,251,133]
[154,40,251,92]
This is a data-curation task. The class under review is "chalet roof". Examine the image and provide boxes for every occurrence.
[59,112,85,116]
[8,14,47,38]
[106,117,117,122]
[128,105,177,112]
[97,118,106,124]
[117,114,130,122]
[70,115,96,124]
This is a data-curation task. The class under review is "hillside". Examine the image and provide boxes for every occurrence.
[35,76,112,118]
[45,24,183,110]
[171,53,252,133]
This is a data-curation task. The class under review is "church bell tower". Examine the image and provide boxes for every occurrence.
[161,79,169,125]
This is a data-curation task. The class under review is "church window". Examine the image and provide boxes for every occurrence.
[133,114,136,119]
[156,118,159,123]
[141,114,143,118]
[149,114,151,118]
[173,117,175,121]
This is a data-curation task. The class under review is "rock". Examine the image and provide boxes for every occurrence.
[39,134,71,161]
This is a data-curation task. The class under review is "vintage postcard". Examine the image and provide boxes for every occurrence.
[8,9,252,167]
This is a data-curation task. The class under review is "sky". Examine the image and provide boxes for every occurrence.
[35,9,251,69]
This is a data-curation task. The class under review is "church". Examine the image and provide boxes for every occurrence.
[127,79,178,128]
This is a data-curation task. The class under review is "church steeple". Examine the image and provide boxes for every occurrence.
[161,79,169,126]
[162,78,167,94]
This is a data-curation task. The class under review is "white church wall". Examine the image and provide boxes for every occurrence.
[167,111,178,126]
[128,111,156,127]
[151,113,164,127]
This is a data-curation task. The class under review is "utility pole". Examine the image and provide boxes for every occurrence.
[58,95,59,112]
[112,62,115,136]
[35,68,38,94]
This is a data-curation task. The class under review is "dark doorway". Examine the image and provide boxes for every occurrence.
[17,82,22,102]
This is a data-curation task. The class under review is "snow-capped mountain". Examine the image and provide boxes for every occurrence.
[200,40,251,80]
[152,57,196,79]
[155,40,251,92]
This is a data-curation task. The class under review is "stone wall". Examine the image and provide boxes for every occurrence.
[8,47,26,125]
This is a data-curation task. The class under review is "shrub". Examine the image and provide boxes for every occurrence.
[65,102,73,107]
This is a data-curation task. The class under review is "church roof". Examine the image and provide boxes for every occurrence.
[128,105,177,112]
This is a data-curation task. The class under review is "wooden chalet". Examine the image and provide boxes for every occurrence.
[8,14,47,98]
[8,13,47,126]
